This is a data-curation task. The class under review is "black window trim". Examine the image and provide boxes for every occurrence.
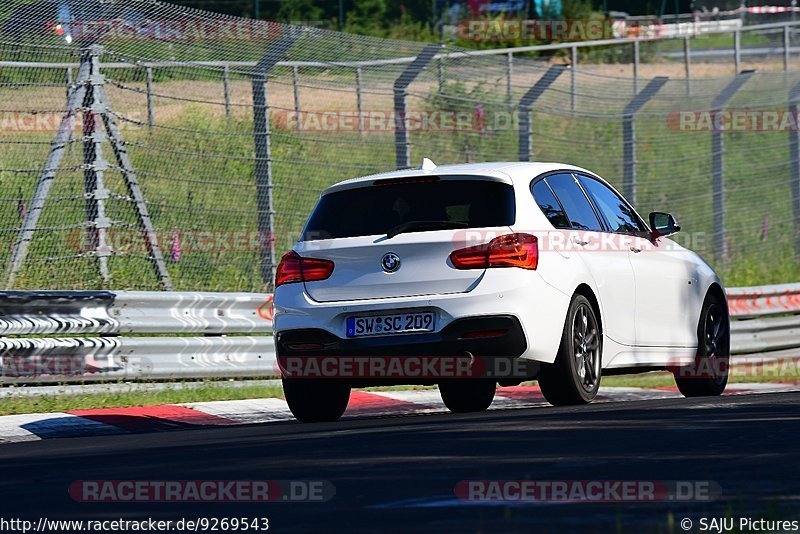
[530,170,651,236]
[533,177,571,230]
[530,170,607,232]
[572,172,651,237]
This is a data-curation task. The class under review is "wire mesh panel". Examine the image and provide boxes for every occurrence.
[1,0,800,292]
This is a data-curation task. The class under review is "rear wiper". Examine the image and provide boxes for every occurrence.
[386,220,468,239]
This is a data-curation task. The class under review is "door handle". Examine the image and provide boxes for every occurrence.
[630,246,642,253]
[572,238,589,246]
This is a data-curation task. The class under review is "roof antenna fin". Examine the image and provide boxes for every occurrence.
[420,158,437,172]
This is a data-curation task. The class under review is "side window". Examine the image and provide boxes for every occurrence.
[544,173,603,231]
[532,180,570,229]
[577,175,647,234]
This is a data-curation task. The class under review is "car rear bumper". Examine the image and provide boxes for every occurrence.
[273,269,572,365]
[276,315,526,358]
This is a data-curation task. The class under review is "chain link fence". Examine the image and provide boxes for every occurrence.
[1,0,799,292]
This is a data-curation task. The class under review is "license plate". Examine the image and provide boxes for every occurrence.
[346,312,435,338]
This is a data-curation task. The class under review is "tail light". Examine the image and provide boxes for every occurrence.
[449,233,538,270]
[275,251,334,287]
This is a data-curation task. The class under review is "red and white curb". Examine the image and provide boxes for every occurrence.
[0,383,797,444]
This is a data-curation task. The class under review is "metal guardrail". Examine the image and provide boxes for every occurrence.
[728,283,800,354]
[0,285,796,384]
[0,291,275,383]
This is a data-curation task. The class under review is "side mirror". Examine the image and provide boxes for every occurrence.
[649,212,681,238]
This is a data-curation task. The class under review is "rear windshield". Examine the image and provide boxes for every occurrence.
[301,178,516,240]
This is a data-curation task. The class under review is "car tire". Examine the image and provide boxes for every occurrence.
[674,292,730,397]
[439,379,496,413]
[538,294,602,406]
[282,378,351,423]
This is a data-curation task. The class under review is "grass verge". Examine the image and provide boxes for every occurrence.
[1,357,797,416]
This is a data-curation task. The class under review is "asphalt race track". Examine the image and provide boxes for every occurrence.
[0,392,798,533]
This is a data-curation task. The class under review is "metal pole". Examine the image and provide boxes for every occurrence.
[394,44,442,169]
[145,66,154,130]
[252,33,299,289]
[785,25,791,73]
[633,40,640,95]
[66,66,73,99]
[438,57,444,94]
[223,65,231,123]
[571,45,577,114]
[95,85,173,290]
[789,81,800,260]
[83,50,111,285]
[292,65,301,131]
[66,66,74,152]
[710,71,755,262]
[622,77,669,206]
[6,49,92,287]
[684,36,692,97]
[734,31,741,74]
[356,67,365,140]
[518,65,567,162]
[506,52,513,103]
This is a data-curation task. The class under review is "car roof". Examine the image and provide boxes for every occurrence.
[324,161,594,194]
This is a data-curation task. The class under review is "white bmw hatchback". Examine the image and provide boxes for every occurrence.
[274,161,730,422]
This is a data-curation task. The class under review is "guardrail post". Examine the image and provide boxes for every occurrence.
[789,81,800,260]
[252,32,299,289]
[684,36,692,97]
[145,66,154,130]
[622,77,669,206]
[518,65,567,162]
[711,70,755,262]
[394,44,441,169]
[223,65,231,123]
[356,67,365,139]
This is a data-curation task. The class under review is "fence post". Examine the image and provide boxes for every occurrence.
[5,49,92,287]
[252,33,299,289]
[633,40,640,95]
[145,66,154,130]
[571,45,577,114]
[622,77,668,206]
[66,66,74,151]
[710,70,755,261]
[734,31,741,74]
[684,36,692,97]
[394,44,441,169]
[292,65,301,131]
[83,48,112,285]
[506,52,513,103]
[223,65,231,123]
[437,57,445,94]
[785,25,791,73]
[356,67,365,140]
[789,81,800,260]
[518,65,566,162]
